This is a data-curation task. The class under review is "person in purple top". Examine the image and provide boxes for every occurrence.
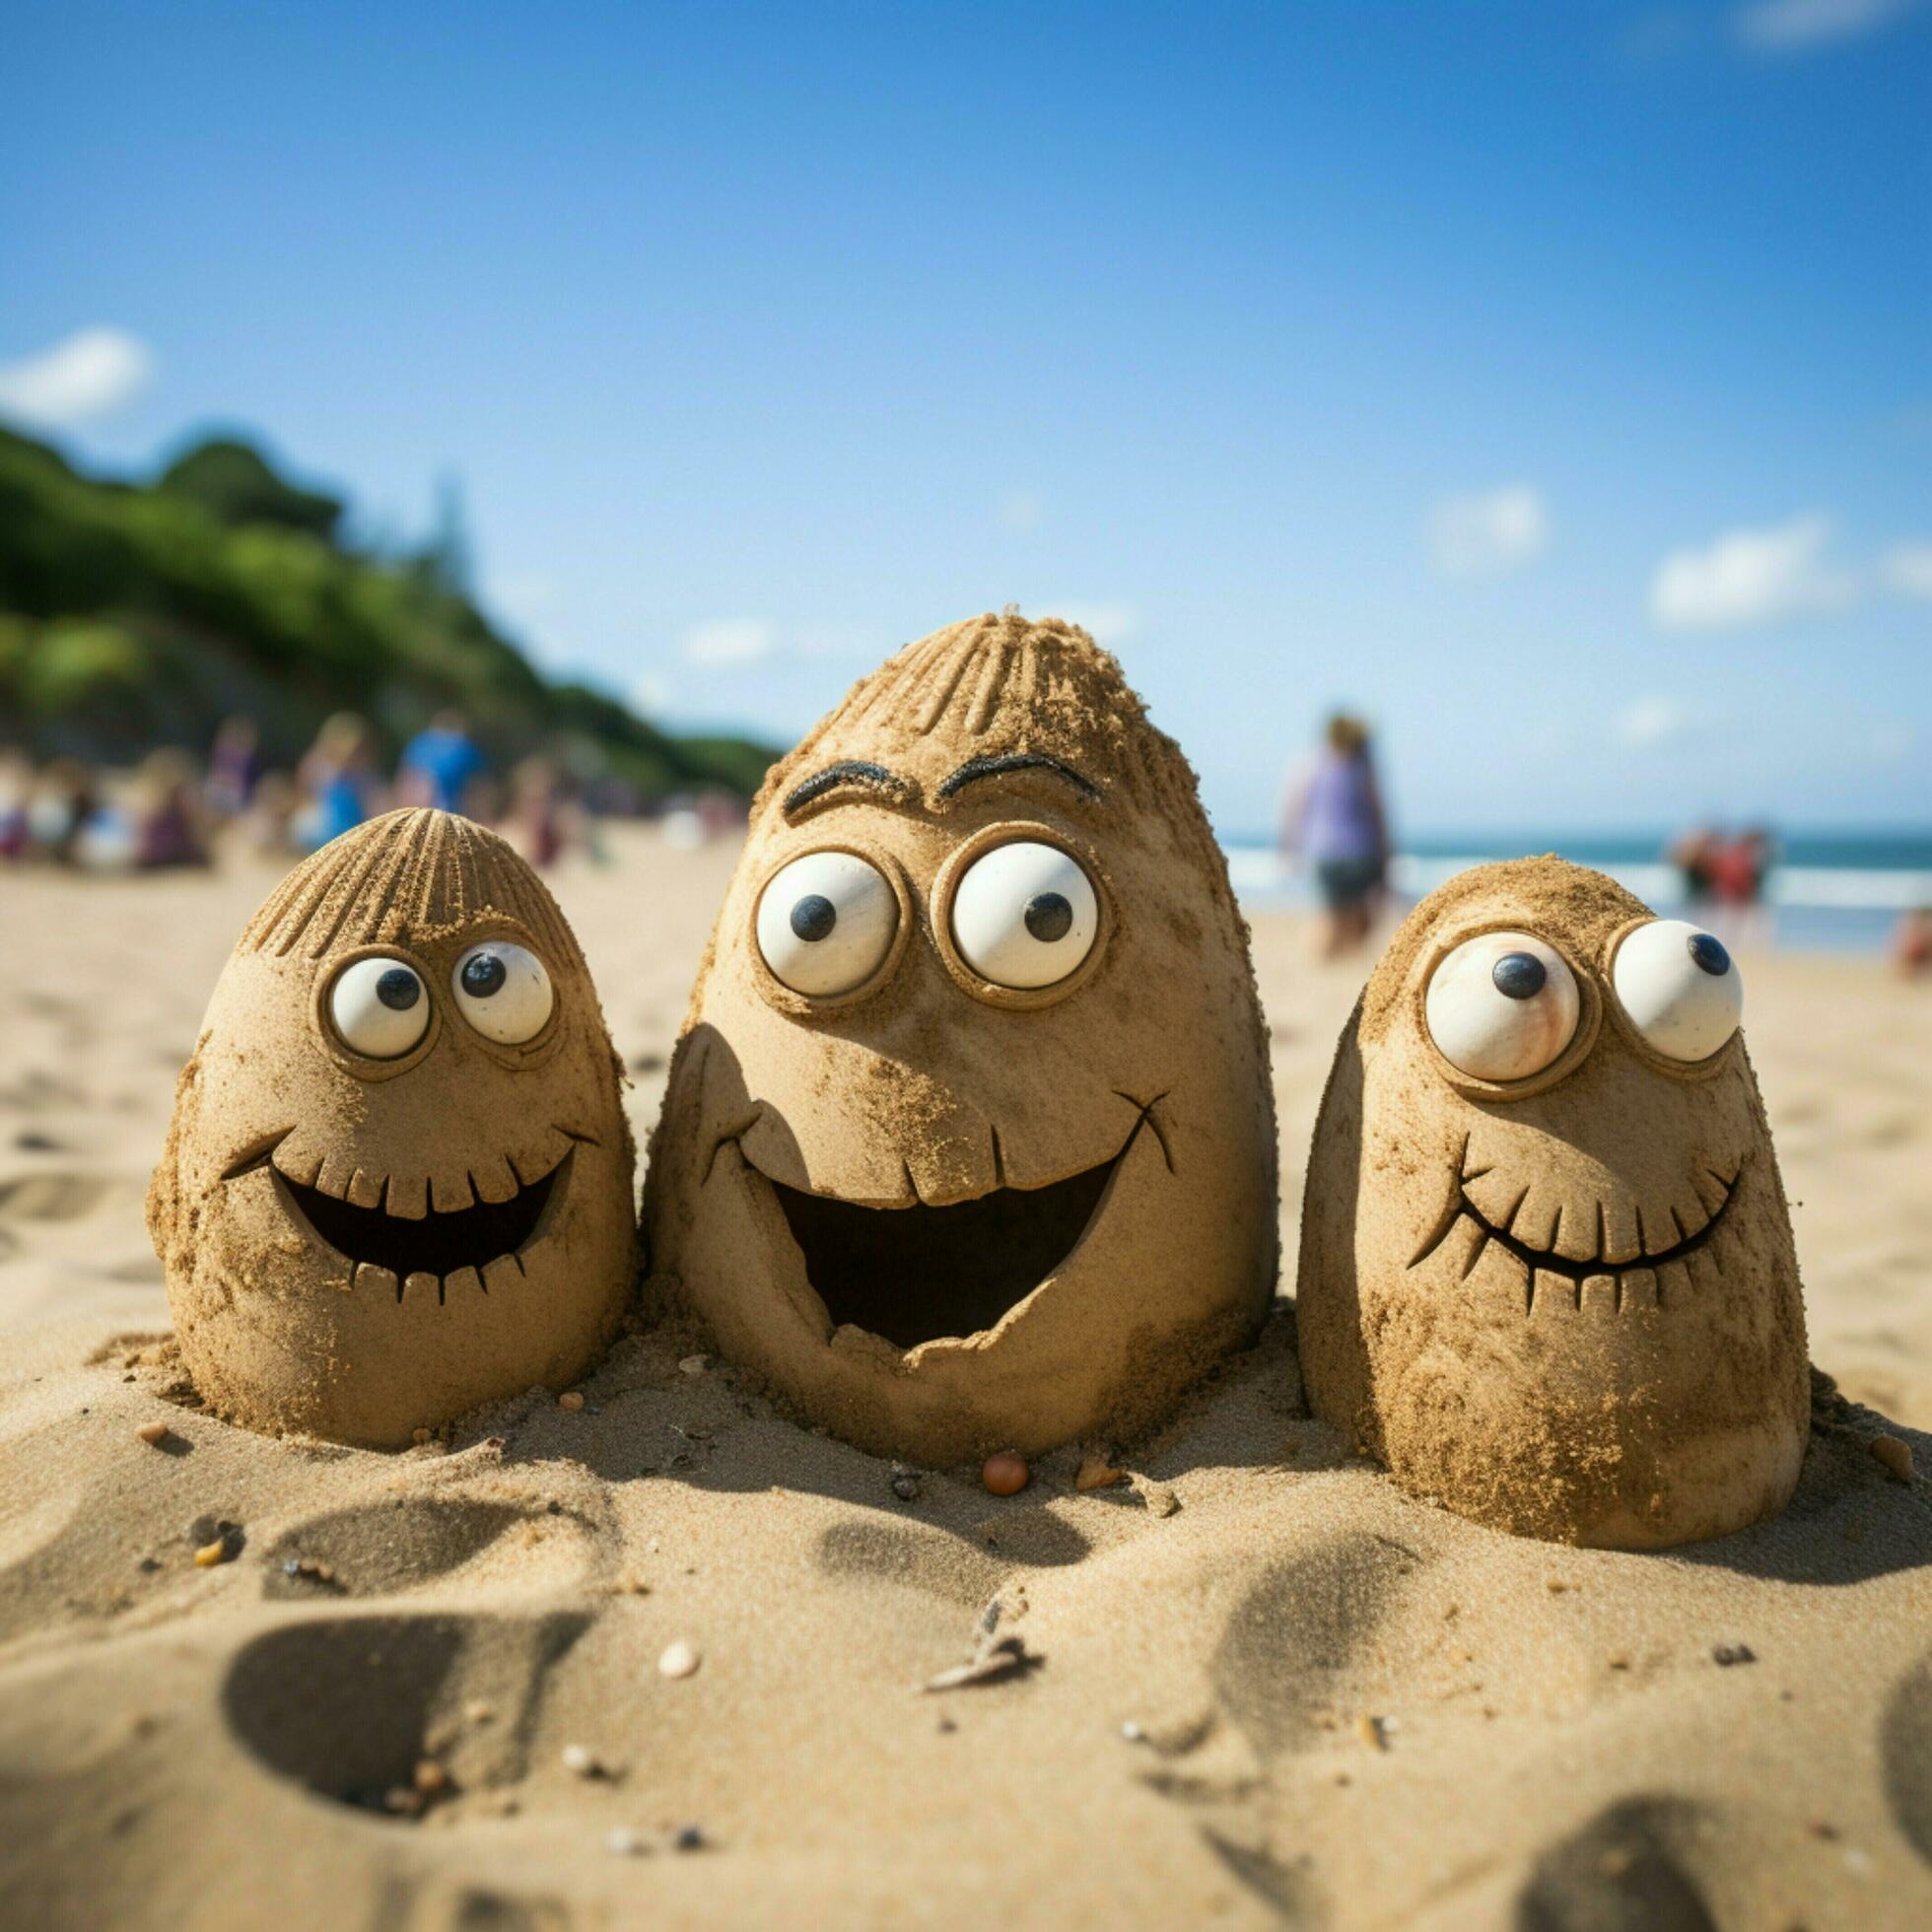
[1281,713,1391,958]
[397,709,487,814]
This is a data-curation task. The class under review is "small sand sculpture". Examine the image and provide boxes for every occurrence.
[148,808,635,1446]
[644,611,1277,1463]
[1297,857,1810,1548]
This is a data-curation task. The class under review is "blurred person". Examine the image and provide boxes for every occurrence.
[295,712,380,850]
[1669,824,1718,907]
[242,771,299,857]
[1281,712,1391,959]
[505,755,570,868]
[396,708,486,814]
[205,716,265,818]
[129,749,211,869]
[28,758,98,865]
[0,753,31,860]
[206,716,264,816]
[1893,907,1932,980]
[1708,825,1776,948]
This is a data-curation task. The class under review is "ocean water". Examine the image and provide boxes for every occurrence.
[1220,830,1932,953]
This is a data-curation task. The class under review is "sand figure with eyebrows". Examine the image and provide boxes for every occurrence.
[644,611,1277,1464]
[1296,856,1810,1548]
[148,808,635,1446]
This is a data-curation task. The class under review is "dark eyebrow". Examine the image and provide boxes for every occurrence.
[936,753,1101,802]
[782,760,907,816]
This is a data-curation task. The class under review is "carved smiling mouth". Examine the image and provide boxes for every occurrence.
[725,1097,1169,1350]
[228,1138,573,1298]
[1411,1144,1742,1315]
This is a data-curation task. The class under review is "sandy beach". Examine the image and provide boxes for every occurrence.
[2,828,1928,1929]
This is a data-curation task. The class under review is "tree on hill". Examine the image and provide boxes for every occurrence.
[158,436,346,542]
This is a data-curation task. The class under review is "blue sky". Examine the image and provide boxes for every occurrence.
[3,0,1927,835]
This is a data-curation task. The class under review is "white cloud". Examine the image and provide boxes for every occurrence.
[631,671,674,717]
[0,325,155,428]
[1882,540,1932,600]
[680,618,777,668]
[1034,601,1138,645]
[1733,0,1920,51]
[1426,485,1550,579]
[999,489,1043,533]
[1615,696,1692,749]
[1649,514,1857,629]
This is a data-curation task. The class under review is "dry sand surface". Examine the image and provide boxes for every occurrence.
[2,828,1929,1929]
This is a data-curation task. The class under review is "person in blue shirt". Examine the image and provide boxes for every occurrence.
[397,710,486,814]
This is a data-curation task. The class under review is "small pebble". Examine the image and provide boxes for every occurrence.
[981,1451,1029,1497]
[1075,1456,1126,1491]
[891,1474,922,1502]
[673,1825,706,1852]
[1120,1720,1147,1743]
[135,1421,170,1447]
[1871,1434,1914,1482]
[606,1828,648,1857]
[192,1539,231,1568]
[561,1743,602,1777]
[413,1760,448,1795]
[412,1427,434,1444]
[464,1699,496,1724]
[1713,1643,1757,1668]
[1148,1487,1181,1518]
[658,1640,701,1680]
[1357,1714,1389,1751]
[678,1355,709,1376]
[558,1392,585,1413]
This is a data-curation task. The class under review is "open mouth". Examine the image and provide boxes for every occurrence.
[742,1102,1165,1350]
[272,1155,566,1296]
[1412,1153,1741,1312]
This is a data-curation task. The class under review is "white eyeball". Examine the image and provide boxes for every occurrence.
[452,941,555,1045]
[1425,931,1579,1082]
[329,955,431,1060]
[1612,919,1742,1062]
[950,841,1098,991]
[756,851,898,997]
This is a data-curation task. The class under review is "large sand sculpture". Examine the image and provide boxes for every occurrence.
[1296,856,1811,1547]
[148,808,635,1446]
[644,610,1278,1463]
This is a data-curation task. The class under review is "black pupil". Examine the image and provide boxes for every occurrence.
[376,967,420,1011]
[462,952,508,998]
[1024,891,1073,944]
[792,894,838,943]
[1689,932,1731,977]
[1491,951,1547,1000]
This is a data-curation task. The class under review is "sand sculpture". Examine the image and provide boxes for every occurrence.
[148,808,635,1446]
[644,611,1277,1464]
[1296,857,1810,1547]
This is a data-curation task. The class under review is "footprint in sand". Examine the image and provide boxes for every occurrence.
[1209,1531,1423,1761]
[1514,1796,1717,1930]
[222,1611,590,1816]
[262,1498,578,1601]
[813,1517,1009,1608]
[1882,1653,1932,1867]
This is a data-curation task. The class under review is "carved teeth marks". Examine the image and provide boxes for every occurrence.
[274,1148,567,1293]
[1417,1163,1742,1315]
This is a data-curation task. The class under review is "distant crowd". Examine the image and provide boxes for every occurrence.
[0,711,648,875]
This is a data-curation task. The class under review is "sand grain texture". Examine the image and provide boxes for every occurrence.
[2,833,1930,1929]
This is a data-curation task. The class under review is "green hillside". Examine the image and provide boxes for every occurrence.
[0,426,776,800]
